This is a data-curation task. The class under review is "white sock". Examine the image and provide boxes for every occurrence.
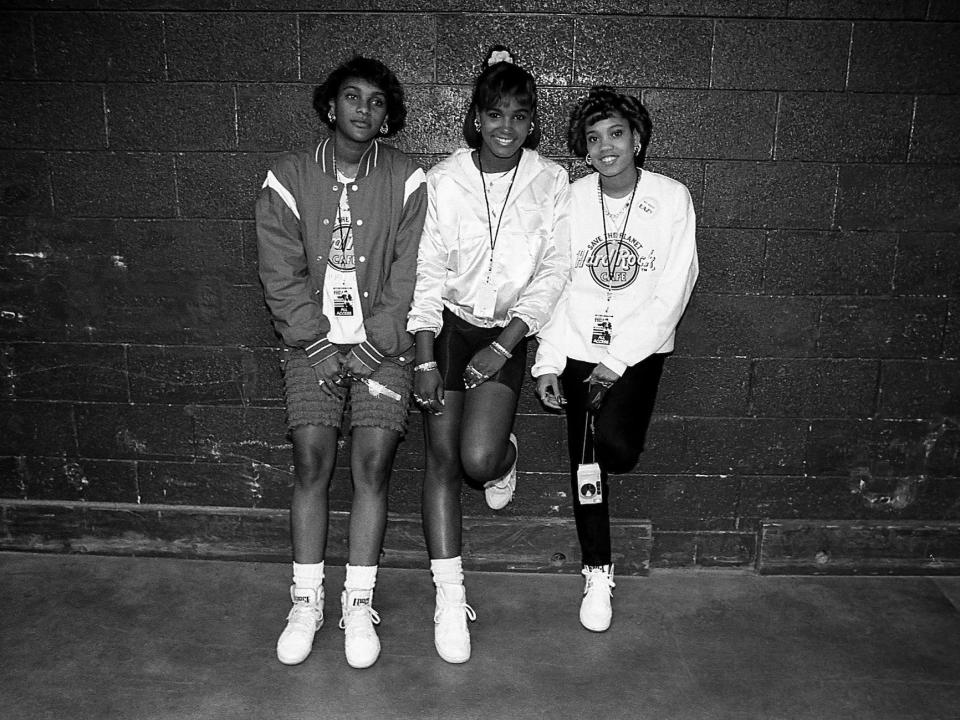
[292,561,324,591]
[344,564,377,592]
[431,556,464,587]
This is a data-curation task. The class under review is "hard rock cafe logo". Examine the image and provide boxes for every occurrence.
[329,220,355,272]
[577,234,656,290]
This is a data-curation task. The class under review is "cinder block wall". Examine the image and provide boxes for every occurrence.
[1,1,958,569]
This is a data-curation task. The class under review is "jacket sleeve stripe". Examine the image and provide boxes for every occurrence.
[403,168,426,206]
[263,170,300,221]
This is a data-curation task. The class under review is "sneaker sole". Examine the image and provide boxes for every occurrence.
[276,619,324,665]
[346,651,380,669]
[579,613,611,633]
[435,641,470,664]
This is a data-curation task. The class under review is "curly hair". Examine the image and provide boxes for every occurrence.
[567,86,652,166]
[312,56,407,138]
[462,45,542,150]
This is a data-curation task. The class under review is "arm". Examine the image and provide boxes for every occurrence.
[406,171,448,337]
[601,184,699,376]
[256,164,338,368]
[506,169,572,335]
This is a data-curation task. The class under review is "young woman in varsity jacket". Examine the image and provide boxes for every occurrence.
[533,86,699,633]
[256,56,426,670]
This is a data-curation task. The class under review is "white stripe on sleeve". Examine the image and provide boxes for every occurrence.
[403,168,426,206]
[263,170,300,221]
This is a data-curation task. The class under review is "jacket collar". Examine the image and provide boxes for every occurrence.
[315,137,380,179]
[451,147,541,197]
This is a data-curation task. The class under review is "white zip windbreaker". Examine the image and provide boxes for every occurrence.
[533,169,698,378]
[407,148,570,336]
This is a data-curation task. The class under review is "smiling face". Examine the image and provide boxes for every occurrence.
[584,112,641,183]
[476,95,533,171]
[329,77,388,145]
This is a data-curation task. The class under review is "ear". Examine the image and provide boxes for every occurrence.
[328,97,336,114]
[632,129,643,150]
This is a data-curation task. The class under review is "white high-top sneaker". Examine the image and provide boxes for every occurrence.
[434,584,477,663]
[276,585,324,665]
[484,433,518,510]
[339,589,381,669]
[579,565,615,632]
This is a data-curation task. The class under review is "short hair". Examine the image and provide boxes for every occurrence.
[567,86,653,166]
[313,56,407,138]
[462,45,542,150]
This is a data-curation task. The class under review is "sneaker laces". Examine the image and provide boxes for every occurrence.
[434,589,477,625]
[582,567,615,597]
[339,604,381,638]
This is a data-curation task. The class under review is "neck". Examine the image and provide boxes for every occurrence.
[599,166,639,198]
[334,133,371,171]
[475,146,522,173]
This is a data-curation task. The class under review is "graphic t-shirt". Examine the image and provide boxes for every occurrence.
[322,171,366,344]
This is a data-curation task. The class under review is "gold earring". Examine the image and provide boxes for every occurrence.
[328,109,336,123]
[474,117,481,133]
[585,155,592,166]
[380,121,389,135]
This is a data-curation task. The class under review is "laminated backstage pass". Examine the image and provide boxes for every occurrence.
[591,314,612,346]
[333,286,355,317]
[474,278,498,319]
[576,462,603,505]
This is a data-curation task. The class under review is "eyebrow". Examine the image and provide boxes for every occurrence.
[341,84,385,97]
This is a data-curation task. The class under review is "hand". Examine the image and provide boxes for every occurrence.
[535,373,565,411]
[312,352,345,399]
[463,345,506,390]
[586,362,620,388]
[413,367,444,415]
[343,349,375,380]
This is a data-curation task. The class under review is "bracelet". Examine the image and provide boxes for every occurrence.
[489,341,512,359]
[414,361,439,373]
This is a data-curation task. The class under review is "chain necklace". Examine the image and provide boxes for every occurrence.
[597,172,639,304]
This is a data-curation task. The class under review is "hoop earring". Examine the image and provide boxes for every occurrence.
[585,155,592,166]
[473,117,481,133]
[380,121,389,135]
[634,143,641,155]
[530,121,536,132]
[328,109,336,124]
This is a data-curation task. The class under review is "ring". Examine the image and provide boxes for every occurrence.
[318,379,325,387]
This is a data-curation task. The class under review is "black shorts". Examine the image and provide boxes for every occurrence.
[434,308,528,395]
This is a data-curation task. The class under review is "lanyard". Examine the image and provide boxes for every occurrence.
[597,173,638,306]
[478,151,520,272]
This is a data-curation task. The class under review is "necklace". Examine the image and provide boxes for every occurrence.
[478,151,521,271]
[597,172,639,302]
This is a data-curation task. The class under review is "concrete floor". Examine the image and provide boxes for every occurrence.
[1,553,959,720]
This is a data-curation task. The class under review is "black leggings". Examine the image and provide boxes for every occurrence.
[560,354,666,567]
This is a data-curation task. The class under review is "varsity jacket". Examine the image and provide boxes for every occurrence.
[256,138,427,367]
[407,148,570,337]
[533,169,698,378]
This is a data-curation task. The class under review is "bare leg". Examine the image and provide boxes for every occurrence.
[347,425,402,566]
[459,381,519,485]
[421,392,465,559]
[290,424,340,564]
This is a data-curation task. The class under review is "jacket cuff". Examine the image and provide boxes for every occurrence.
[351,340,385,372]
[304,338,338,366]
[600,354,628,378]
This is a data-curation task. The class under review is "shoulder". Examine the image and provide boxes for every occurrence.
[426,149,473,188]
[523,149,568,182]
[374,142,426,187]
[640,168,692,199]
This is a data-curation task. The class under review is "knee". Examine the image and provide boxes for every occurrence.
[596,437,642,475]
[292,450,335,489]
[352,447,394,493]
[460,445,500,484]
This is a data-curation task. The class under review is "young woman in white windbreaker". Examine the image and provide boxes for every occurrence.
[533,86,698,633]
[407,45,569,663]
